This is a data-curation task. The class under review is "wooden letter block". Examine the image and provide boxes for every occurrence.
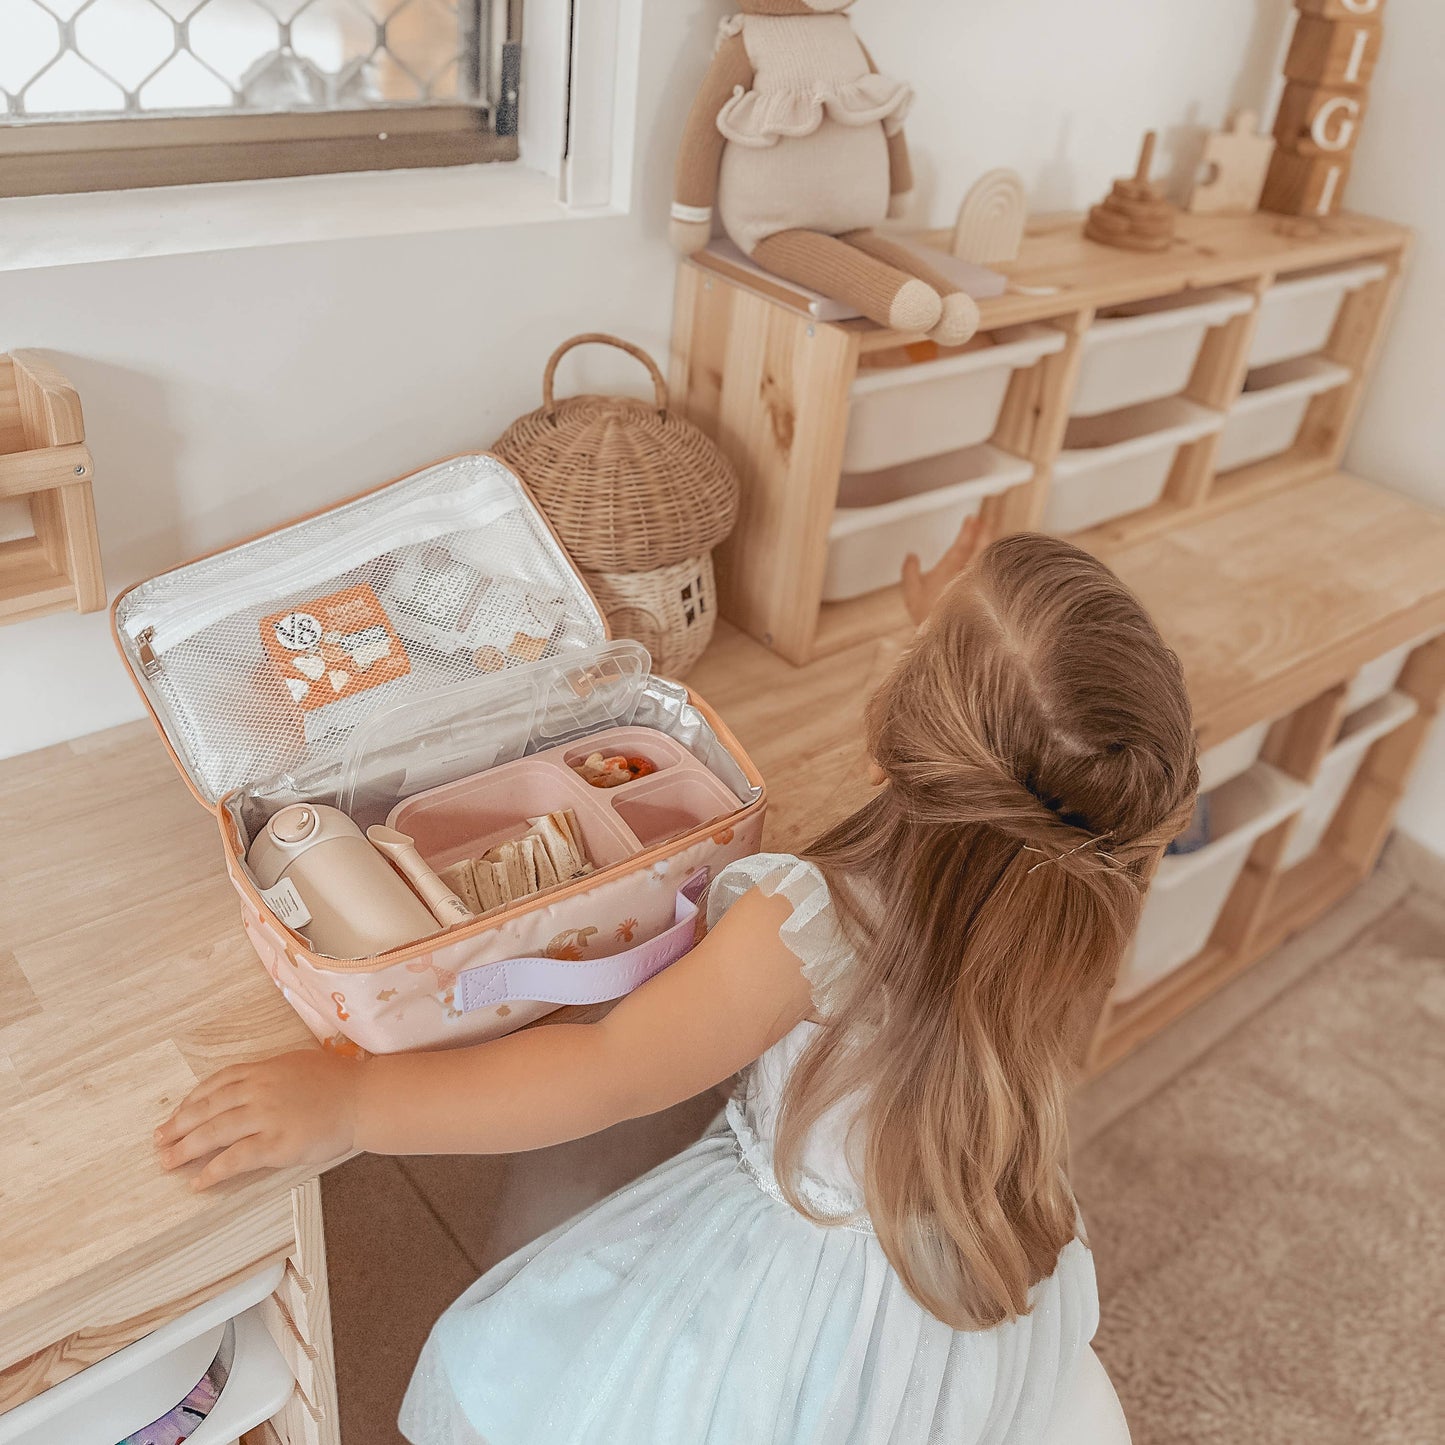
[1295,0,1384,18]
[1273,81,1369,158]
[1261,149,1353,217]
[1286,14,1383,88]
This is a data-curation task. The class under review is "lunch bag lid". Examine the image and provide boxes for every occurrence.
[113,454,613,807]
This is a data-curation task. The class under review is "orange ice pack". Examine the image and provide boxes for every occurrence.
[260,582,411,711]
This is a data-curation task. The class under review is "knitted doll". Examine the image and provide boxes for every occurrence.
[671,1,980,344]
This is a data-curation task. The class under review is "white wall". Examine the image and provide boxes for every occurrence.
[0,0,1320,764]
[1343,0,1445,858]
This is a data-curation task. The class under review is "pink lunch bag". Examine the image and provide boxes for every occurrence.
[113,453,766,1055]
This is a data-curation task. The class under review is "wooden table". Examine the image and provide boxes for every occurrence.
[0,604,882,1439]
[3,469,1443,1434]
[0,722,340,1440]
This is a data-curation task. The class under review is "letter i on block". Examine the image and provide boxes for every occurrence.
[1261,0,1383,217]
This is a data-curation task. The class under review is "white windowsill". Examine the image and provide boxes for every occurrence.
[0,161,617,273]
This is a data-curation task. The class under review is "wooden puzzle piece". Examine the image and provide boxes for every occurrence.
[1188,110,1274,215]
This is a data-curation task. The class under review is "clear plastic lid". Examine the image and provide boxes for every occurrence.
[337,640,652,829]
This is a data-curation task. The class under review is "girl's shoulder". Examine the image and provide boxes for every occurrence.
[708,853,854,1015]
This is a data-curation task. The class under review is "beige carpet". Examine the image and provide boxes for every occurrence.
[1073,888,1445,1445]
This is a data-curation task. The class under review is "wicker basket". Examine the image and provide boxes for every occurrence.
[494,334,740,676]
[588,554,719,678]
[493,333,739,573]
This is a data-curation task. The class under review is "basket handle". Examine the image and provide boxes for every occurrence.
[542,333,669,418]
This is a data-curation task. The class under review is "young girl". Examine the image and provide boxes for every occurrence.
[157,532,1198,1444]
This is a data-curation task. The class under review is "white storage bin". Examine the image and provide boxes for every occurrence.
[1045,398,1223,535]
[1118,762,1307,1001]
[822,445,1033,602]
[1197,718,1273,793]
[843,324,1066,473]
[1,1265,289,1445]
[1250,260,1389,369]
[1342,642,1414,713]
[1280,691,1419,869]
[1216,356,1353,473]
[1072,288,1254,419]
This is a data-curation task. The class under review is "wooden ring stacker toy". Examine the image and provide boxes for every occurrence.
[1085,132,1179,253]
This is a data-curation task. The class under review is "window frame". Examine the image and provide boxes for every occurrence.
[0,0,521,198]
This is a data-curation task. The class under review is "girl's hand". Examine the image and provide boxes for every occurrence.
[155,1050,361,1190]
[902,514,997,626]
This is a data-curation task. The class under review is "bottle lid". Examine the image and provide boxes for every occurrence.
[270,804,319,845]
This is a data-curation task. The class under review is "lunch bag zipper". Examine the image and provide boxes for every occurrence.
[122,488,521,662]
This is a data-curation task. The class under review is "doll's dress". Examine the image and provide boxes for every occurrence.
[715,14,913,254]
[399,854,1099,1445]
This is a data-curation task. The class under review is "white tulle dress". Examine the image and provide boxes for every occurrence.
[398,854,1099,1445]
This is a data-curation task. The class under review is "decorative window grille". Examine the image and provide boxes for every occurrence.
[0,0,518,195]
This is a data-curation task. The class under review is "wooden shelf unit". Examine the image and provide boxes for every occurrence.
[686,463,1445,1075]
[681,463,1445,1079]
[0,351,103,625]
[670,209,1444,1071]
[1091,635,1445,1072]
[670,210,1409,666]
[1091,493,1445,1071]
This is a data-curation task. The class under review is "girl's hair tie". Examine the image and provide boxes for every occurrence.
[1021,773,1096,834]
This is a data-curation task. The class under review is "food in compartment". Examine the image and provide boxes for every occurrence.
[571,751,659,788]
[437,810,595,918]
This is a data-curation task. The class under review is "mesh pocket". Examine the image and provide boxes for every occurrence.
[115,456,605,803]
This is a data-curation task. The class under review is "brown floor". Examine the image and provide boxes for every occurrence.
[323,1090,724,1443]
[324,849,1444,1445]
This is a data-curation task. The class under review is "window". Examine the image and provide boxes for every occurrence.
[0,0,519,196]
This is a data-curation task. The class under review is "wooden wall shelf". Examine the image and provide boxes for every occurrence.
[0,351,103,625]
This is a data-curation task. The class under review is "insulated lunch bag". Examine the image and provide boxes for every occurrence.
[112,454,766,1055]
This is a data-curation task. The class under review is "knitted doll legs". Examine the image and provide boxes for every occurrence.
[839,230,982,345]
[752,229,943,335]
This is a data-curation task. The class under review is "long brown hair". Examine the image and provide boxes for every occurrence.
[776,533,1198,1328]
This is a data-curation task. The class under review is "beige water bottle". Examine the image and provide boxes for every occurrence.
[246,804,437,959]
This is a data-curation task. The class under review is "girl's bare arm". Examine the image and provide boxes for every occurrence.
[157,887,813,1189]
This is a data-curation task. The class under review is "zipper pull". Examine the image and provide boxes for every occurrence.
[136,626,162,678]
